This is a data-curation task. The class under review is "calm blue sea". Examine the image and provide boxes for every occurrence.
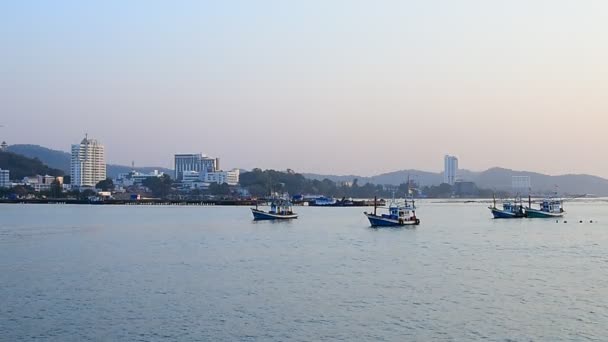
[1,201,607,341]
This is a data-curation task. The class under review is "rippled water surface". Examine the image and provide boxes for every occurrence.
[1,201,608,341]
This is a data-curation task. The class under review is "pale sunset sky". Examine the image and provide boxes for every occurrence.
[1,1,607,176]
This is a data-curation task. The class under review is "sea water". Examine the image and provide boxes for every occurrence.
[1,201,607,341]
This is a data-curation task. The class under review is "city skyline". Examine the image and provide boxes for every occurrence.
[2,1,608,177]
[2,138,608,179]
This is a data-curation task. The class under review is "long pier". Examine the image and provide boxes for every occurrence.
[0,199,259,206]
[0,199,378,206]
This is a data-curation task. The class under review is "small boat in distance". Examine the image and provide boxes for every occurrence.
[364,196,420,227]
[525,194,564,218]
[488,194,526,219]
[251,198,298,220]
[312,196,337,206]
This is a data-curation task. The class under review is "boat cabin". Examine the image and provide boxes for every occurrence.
[386,206,406,219]
[270,201,294,215]
[383,200,415,220]
[540,200,563,213]
[503,202,523,213]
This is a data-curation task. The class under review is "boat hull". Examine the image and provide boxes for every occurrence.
[489,207,525,219]
[365,213,420,227]
[525,208,564,218]
[251,208,298,220]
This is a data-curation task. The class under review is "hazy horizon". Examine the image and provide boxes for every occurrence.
[2,1,607,177]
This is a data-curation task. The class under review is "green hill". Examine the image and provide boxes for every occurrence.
[6,144,71,172]
[0,151,64,180]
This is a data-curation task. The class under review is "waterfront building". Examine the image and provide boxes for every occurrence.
[37,174,56,185]
[443,155,458,185]
[181,170,202,183]
[21,175,56,192]
[0,168,9,188]
[0,141,7,151]
[22,176,38,185]
[179,181,209,191]
[177,170,207,191]
[114,170,164,187]
[203,169,240,186]
[174,153,218,180]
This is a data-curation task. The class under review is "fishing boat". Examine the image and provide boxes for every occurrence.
[312,196,337,206]
[364,196,420,227]
[525,194,564,218]
[488,195,526,219]
[251,199,298,220]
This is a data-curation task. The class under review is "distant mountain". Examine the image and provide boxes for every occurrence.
[0,151,64,180]
[472,167,608,196]
[304,169,444,187]
[7,144,71,172]
[304,167,608,196]
[6,144,173,178]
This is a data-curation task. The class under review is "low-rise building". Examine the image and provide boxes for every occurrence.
[37,174,56,185]
[22,176,37,185]
[21,174,61,192]
[181,170,201,183]
[180,181,210,191]
[203,169,240,186]
[114,170,165,187]
[178,170,209,191]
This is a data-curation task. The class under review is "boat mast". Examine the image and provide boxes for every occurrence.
[406,174,410,206]
[373,196,377,216]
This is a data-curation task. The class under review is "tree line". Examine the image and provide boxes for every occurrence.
[239,168,500,198]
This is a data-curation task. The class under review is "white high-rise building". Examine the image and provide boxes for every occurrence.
[443,155,458,185]
[71,136,106,187]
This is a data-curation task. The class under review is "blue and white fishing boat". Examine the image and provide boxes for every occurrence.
[251,198,298,220]
[364,196,420,227]
[525,195,564,218]
[312,196,337,206]
[488,195,525,219]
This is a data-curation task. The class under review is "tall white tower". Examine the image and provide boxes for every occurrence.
[443,155,458,185]
[71,135,106,187]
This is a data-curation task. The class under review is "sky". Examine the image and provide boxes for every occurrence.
[1,1,607,177]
